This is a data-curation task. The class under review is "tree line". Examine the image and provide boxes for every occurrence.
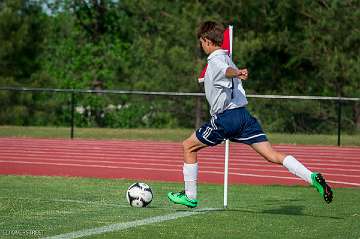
[0,0,359,132]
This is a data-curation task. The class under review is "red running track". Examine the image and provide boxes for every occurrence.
[0,138,360,188]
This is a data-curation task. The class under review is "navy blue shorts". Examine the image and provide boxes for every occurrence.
[196,107,268,146]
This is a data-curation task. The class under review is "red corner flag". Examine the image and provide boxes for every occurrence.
[198,26,233,83]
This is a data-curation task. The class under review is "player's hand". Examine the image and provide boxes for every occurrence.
[237,68,248,80]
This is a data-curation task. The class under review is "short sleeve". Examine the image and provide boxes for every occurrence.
[208,56,232,88]
[209,57,228,77]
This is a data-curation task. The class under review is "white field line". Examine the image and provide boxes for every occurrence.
[1,147,359,160]
[2,154,360,170]
[2,138,360,150]
[0,149,353,161]
[1,141,359,153]
[1,160,360,186]
[2,157,360,176]
[41,208,218,239]
[201,170,360,186]
[233,168,360,178]
[326,180,360,187]
[2,143,359,159]
[1,140,359,152]
[1,151,360,166]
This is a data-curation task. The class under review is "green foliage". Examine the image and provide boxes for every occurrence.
[0,0,359,132]
[0,0,46,82]
[73,95,180,128]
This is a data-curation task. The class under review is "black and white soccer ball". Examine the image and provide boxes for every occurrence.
[126,182,153,208]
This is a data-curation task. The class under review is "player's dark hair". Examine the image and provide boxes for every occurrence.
[197,21,225,46]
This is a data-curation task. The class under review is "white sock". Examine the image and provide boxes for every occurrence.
[183,163,198,200]
[282,155,312,184]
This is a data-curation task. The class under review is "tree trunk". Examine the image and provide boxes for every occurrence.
[195,96,202,129]
[354,102,360,130]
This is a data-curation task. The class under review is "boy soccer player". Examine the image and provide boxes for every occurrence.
[167,21,333,208]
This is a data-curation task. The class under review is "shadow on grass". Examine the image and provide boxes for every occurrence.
[260,205,343,219]
[175,204,343,220]
[223,206,343,220]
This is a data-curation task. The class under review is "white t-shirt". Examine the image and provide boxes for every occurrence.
[204,49,248,116]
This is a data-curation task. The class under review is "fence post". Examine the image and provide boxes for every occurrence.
[195,96,202,128]
[337,99,342,146]
[70,92,75,139]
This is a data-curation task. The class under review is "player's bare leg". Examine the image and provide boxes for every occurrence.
[250,141,285,164]
[183,132,208,164]
[251,141,333,203]
[168,132,207,208]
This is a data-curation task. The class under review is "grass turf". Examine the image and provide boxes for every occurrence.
[0,125,359,146]
[0,175,359,238]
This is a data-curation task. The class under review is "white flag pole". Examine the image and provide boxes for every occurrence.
[224,25,233,209]
[224,139,230,208]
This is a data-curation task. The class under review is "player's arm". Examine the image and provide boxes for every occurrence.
[225,67,248,80]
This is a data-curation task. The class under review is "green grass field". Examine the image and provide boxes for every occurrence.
[0,126,359,146]
[1,127,359,238]
[1,175,359,239]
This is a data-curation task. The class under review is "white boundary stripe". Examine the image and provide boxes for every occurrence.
[3,154,360,168]
[2,160,360,186]
[41,208,218,239]
[5,158,360,176]
[202,127,215,144]
[233,133,266,141]
[211,117,218,130]
[326,180,360,187]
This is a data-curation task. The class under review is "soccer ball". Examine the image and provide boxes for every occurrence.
[126,182,153,207]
